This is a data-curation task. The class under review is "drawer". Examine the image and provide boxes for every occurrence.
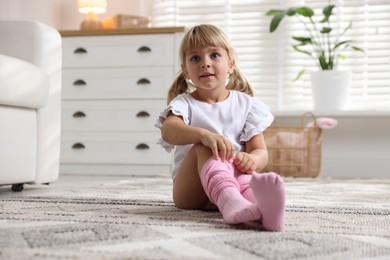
[62,34,175,68]
[62,100,165,132]
[60,132,171,164]
[62,67,173,100]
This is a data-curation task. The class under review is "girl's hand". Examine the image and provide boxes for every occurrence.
[234,152,257,174]
[200,132,234,161]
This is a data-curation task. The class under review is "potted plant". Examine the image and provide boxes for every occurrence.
[266,4,364,110]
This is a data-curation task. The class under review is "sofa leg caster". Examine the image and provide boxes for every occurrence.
[11,184,24,192]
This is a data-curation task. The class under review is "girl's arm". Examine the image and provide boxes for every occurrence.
[161,113,234,161]
[161,114,205,145]
[234,133,269,173]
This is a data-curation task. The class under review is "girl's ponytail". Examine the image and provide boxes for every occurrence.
[227,66,254,97]
[167,71,190,104]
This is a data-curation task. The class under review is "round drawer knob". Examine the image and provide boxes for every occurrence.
[136,143,150,150]
[136,78,151,85]
[73,111,86,118]
[74,47,87,54]
[72,143,85,149]
[136,111,150,118]
[137,46,151,53]
[73,79,86,86]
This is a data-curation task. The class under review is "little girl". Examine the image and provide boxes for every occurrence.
[155,24,285,231]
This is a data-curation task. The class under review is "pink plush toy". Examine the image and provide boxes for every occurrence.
[307,117,338,129]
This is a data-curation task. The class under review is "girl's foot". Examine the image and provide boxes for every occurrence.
[249,172,285,231]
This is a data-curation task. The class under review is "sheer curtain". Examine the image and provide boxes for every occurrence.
[150,0,390,111]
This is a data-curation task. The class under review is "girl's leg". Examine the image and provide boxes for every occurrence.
[200,154,260,224]
[172,145,210,210]
[173,144,261,224]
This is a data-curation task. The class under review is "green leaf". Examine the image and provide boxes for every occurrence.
[338,54,346,60]
[334,40,353,49]
[292,45,312,56]
[265,9,283,16]
[320,27,332,33]
[295,7,314,17]
[292,36,312,44]
[320,5,335,22]
[323,5,335,16]
[286,8,297,16]
[269,12,286,32]
[352,46,365,53]
[319,17,327,23]
[293,69,305,81]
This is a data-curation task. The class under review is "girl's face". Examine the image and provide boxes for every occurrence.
[182,45,234,95]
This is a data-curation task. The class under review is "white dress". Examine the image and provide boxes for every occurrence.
[155,90,274,179]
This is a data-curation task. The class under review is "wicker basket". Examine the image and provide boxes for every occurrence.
[262,112,323,178]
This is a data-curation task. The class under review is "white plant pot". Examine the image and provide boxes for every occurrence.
[310,70,351,111]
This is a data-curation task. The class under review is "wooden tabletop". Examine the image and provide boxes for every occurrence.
[60,27,185,37]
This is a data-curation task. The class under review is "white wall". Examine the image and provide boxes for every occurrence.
[0,0,152,30]
[0,0,62,28]
[28,0,61,28]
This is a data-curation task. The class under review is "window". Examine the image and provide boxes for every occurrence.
[151,0,390,111]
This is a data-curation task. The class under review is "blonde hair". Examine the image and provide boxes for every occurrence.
[167,24,254,104]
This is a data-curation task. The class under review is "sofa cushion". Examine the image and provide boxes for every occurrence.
[0,54,49,109]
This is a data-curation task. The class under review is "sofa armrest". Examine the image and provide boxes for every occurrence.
[0,54,49,109]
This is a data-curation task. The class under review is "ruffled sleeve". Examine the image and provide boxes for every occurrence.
[154,95,190,152]
[240,98,274,142]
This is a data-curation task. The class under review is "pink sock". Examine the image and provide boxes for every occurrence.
[249,172,286,231]
[200,157,261,224]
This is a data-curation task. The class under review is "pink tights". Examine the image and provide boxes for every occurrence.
[199,156,285,231]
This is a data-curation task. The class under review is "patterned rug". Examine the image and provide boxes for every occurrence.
[1,177,390,259]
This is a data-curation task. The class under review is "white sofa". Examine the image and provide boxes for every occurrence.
[0,20,62,191]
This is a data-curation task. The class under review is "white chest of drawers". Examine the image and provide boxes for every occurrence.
[60,28,184,176]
